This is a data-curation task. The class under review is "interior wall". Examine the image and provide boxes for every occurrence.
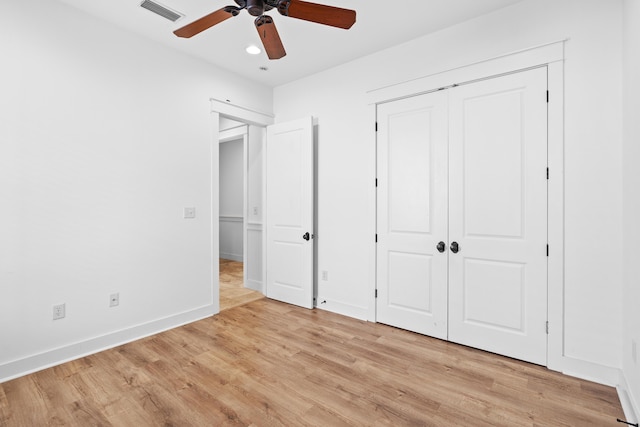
[0,0,271,381]
[622,0,640,420]
[273,0,624,380]
[219,139,244,261]
[246,125,264,291]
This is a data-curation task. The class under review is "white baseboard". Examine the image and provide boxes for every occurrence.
[560,356,621,386]
[246,278,263,293]
[316,297,368,321]
[220,253,243,262]
[0,304,216,384]
[618,370,639,425]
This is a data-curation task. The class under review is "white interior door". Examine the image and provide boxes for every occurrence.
[448,67,548,365]
[265,117,314,309]
[376,91,449,339]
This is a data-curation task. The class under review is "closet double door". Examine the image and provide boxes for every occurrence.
[376,67,548,365]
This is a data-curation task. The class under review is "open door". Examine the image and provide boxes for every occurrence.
[265,117,314,309]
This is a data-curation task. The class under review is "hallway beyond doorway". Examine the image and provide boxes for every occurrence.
[220,259,264,311]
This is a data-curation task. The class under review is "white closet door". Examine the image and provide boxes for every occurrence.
[376,91,449,339]
[448,67,548,365]
[265,117,314,309]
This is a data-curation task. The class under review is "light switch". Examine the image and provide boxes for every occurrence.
[184,207,196,219]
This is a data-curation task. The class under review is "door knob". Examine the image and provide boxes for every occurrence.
[303,232,310,241]
[436,241,446,253]
[450,241,459,253]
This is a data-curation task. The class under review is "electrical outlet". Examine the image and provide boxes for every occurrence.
[633,340,637,365]
[252,206,258,215]
[53,304,65,320]
[183,207,196,219]
[322,271,328,281]
[109,293,119,307]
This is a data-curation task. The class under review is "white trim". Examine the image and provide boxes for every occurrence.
[210,98,274,127]
[317,298,368,321]
[618,370,640,424]
[367,40,566,105]
[211,111,221,314]
[0,304,216,383]
[219,125,248,142]
[243,131,249,286]
[370,40,566,371]
[546,59,565,372]
[561,356,620,387]
[368,102,378,322]
[220,253,243,262]
[262,125,268,294]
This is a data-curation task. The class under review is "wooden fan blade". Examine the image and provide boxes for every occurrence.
[255,16,286,60]
[279,0,356,29]
[174,7,236,38]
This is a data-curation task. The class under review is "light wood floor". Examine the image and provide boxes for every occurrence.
[0,298,624,426]
[219,258,264,311]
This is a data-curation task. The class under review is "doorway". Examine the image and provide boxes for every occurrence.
[217,119,265,311]
[210,101,316,313]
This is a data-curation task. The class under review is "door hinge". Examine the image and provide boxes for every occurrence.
[375,234,378,243]
[546,90,549,103]
[375,178,378,187]
[546,321,549,334]
[375,289,378,298]
[546,167,549,180]
[546,244,549,256]
[375,122,378,132]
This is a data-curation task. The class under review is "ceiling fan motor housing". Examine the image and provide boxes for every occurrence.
[247,0,265,16]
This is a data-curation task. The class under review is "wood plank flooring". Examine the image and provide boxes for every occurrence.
[219,259,264,311]
[0,298,624,426]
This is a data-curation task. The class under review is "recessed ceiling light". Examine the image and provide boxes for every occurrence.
[246,45,261,55]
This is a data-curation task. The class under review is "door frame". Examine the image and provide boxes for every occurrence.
[367,41,565,371]
[210,98,274,314]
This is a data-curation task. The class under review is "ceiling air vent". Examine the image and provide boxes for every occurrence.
[140,0,183,22]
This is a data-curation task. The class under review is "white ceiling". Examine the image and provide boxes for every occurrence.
[56,0,525,87]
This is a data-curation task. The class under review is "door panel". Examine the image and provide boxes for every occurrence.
[265,117,314,309]
[376,91,449,339]
[462,88,525,238]
[448,67,548,365]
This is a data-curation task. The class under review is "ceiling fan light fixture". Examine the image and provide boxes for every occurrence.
[246,45,262,55]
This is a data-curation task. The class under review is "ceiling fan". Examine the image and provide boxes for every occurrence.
[173,0,356,60]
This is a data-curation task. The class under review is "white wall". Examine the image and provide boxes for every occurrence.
[274,0,624,382]
[220,140,244,217]
[0,0,271,381]
[246,125,264,291]
[622,0,640,420]
[219,139,244,261]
